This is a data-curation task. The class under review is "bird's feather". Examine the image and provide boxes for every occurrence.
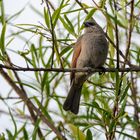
[70,36,82,83]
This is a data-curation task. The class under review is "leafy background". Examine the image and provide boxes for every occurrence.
[0,0,140,140]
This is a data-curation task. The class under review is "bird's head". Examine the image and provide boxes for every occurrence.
[83,19,96,27]
[83,19,102,34]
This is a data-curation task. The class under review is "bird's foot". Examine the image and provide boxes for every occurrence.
[98,66,106,75]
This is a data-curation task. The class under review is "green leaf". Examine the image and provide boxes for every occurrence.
[85,102,100,109]
[0,1,5,24]
[116,131,137,140]
[59,16,77,37]
[32,119,41,140]
[106,12,126,28]
[0,133,5,140]
[6,129,13,139]
[34,96,52,122]
[15,81,39,92]
[68,124,86,140]
[0,23,6,54]
[120,82,130,103]
[30,4,43,17]
[99,0,107,8]
[106,18,115,61]
[118,96,128,118]
[59,46,71,57]
[6,7,25,22]
[41,72,50,97]
[9,109,17,139]
[109,120,116,133]
[85,8,97,21]
[64,14,76,35]
[81,8,97,30]
[52,0,65,27]
[86,129,92,140]
[44,7,50,28]
[23,127,29,140]
[62,8,87,14]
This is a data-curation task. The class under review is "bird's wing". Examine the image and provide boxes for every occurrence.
[70,36,83,83]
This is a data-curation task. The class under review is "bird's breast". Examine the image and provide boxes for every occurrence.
[77,33,108,68]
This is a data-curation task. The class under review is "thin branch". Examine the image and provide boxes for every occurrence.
[87,80,115,90]
[105,33,132,66]
[117,0,133,11]
[0,96,20,100]
[124,0,134,65]
[0,109,31,120]
[0,68,65,140]
[44,0,63,68]
[6,55,44,139]
[92,0,100,8]
[0,64,140,72]
[44,0,55,68]
[75,0,88,14]
[113,0,119,69]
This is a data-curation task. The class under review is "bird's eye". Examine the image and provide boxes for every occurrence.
[84,21,96,27]
[87,22,95,26]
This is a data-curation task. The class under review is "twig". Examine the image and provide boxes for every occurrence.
[0,109,31,120]
[44,0,55,68]
[113,0,119,69]
[124,0,134,65]
[92,0,100,8]
[0,68,65,140]
[44,0,63,68]
[117,0,133,11]
[6,55,44,139]
[0,64,140,72]
[75,0,88,14]
[109,1,121,139]
[87,80,115,90]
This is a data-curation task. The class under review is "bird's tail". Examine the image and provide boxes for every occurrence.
[63,81,82,114]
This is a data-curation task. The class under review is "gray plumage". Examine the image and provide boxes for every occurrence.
[63,20,108,114]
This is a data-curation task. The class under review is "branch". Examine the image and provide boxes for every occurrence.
[44,0,63,68]
[124,0,134,64]
[0,64,140,72]
[0,68,65,140]
[0,109,32,121]
[75,0,88,14]
[113,0,119,69]
[6,55,44,139]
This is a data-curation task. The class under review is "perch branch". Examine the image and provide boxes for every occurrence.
[0,64,140,72]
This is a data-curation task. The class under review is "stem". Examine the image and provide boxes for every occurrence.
[0,69,65,140]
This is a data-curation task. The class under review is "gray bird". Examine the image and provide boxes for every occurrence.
[63,19,108,114]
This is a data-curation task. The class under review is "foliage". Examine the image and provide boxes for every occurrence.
[0,0,140,140]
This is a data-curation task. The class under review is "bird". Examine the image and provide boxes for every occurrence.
[63,19,108,114]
